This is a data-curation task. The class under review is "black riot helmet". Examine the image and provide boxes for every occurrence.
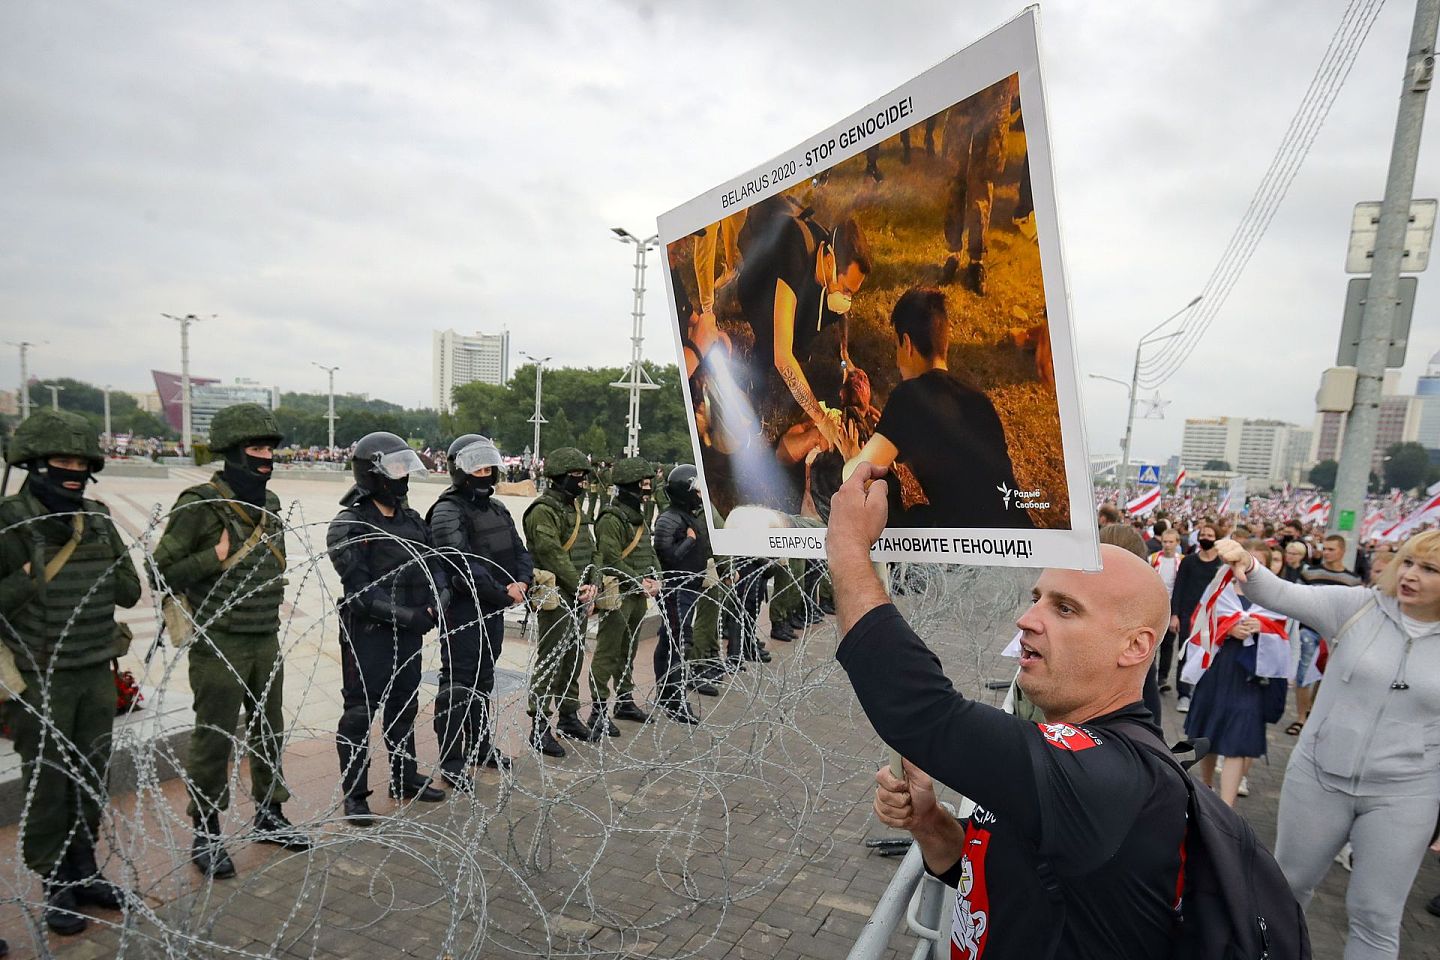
[665,463,701,510]
[351,431,427,503]
[447,434,502,483]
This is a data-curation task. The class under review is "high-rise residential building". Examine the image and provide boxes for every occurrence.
[1181,417,1312,484]
[150,371,279,439]
[1310,368,1424,471]
[1415,350,1440,450]
[433,329,510,413]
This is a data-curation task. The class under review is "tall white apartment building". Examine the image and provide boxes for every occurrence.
[433,329,510,413]
[1181,417,1313,485]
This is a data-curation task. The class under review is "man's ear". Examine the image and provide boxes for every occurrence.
[1119,627,1159,668]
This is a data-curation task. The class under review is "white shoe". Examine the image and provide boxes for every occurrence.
[1335,843,1353,872]
[1176,696,1191,714]
[1237,776,1250,798]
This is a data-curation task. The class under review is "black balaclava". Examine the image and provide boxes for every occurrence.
[556,473,586,500]
[370,475,410,509]
[221,447,272,507]
[30,461,91,513]
[461,472,496,502]
[615,481,650,510]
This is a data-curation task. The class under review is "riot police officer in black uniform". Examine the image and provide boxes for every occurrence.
[328,432,449,824]
[427,434,532,787]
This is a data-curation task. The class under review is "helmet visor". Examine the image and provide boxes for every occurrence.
[452,438,503,475]
[374,448,428,480]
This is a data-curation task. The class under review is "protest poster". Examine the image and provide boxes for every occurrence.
[656,9,1097,569]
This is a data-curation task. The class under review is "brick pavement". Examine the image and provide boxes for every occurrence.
[0,565,1436,958]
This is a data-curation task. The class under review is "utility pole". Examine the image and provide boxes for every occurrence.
[102,385,112,441]
[42,383,64,411]
[5,340,38,419]
[1332,0,1438,567]
[609,227,661,458]
[313,362,340,456]
[162,314,207,459]
[521,352,551,465]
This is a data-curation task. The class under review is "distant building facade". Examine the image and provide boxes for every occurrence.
[152,371,279,439]
[1181,417,1312,485]
[433,329,510,413]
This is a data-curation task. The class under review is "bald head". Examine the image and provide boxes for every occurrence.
[1013,544,1170,723]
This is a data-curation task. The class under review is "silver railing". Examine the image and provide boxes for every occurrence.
[845,841,951,960]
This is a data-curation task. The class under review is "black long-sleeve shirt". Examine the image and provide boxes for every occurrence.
[1170,552,1223,630]
[837,604,1185,960]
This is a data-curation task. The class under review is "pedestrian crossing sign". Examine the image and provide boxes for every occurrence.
[1136,464,1160,486]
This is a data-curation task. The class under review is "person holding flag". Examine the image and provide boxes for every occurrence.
[1178,540,1290,806]
[1125,485,1160,517]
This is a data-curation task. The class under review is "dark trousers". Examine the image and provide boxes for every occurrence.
[732,559,768,658]
[11,665,113,876]
[433,602,504,775]
[336,615,424,798]
[655,573,702,705]
[1156,629,1178,687]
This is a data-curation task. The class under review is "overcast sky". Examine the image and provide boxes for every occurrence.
[2,0,1436,463]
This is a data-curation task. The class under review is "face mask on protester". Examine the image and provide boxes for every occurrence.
[1197,537,1216,551]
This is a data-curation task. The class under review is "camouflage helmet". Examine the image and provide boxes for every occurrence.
[7,409,105,472]
[611,456,653,485]
[208,403,283,452]
[542,446,591,478]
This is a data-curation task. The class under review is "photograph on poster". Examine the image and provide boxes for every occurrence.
[659,12,1096,567]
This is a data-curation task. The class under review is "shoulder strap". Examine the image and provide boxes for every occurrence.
[207,482,285,569]
[1332,595,1376,644]
[562,503,582,552]
[619,520,645,560]
[42,514,86,583]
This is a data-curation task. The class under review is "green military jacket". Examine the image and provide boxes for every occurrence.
[523,489,597,597]
[151,472,287,636]
[594,498,659,589]
[0,483,142,670]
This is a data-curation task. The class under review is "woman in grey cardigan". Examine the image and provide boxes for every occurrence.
[1215,532,1440,960]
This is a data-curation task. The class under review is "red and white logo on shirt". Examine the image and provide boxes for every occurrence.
[951,821,993,959]
[1036,722,1100,752]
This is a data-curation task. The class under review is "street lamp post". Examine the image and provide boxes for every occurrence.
[5,340,40,419]
[162,313,209,459]
[313,363,340,456]
[521,352,551,466]
[42,383,64,411]
[609,227,661,458]
[1092,295,1201,491]
[102,385,112,441]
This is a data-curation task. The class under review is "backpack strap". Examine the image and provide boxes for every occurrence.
[618,520,645,560]
[204,482,285,570]
[41,514,86,583]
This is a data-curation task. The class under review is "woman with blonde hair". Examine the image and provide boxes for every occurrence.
[1214,530,1440,960]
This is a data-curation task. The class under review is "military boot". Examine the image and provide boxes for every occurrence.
[555,711,593,741]
[253,803,312,851]
[530,718,566,758]
[191,814,236,879]
[343,791,377,827]
[587,702,620,739]
[613,693,649,723]
[67,842,128,910]
[475,740,513,771]
[42,870,86,936]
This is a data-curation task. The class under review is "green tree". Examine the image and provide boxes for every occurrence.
[1383,441,1430,493]
[1309,459,1338,491]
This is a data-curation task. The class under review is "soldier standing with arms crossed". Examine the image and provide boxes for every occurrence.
[524,447,599,755]
[151,403,310,880]
[0,411,142,935]
[427,434,532,783]
[588,457,661,734]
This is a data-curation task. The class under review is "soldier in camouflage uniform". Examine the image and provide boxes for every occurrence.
[523,447,599,756]
[0,410,141,934]
[588,457,661,734]
[152,403,310,879]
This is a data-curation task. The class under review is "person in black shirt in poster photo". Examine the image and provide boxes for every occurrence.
[827,463,1188,960]
[846,287,1029,528]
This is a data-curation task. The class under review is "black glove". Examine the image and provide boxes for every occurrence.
[399,605,436,631]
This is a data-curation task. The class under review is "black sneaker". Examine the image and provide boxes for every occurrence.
[344,794,377,827]
[42,879,86,936]
[253,803,312,851]
[693,681,720,697]
[389,778,445,803]
[531,720,567,758]
[1159,682,1173,693]
[613,696,650,723]
[1427,892,1440,918]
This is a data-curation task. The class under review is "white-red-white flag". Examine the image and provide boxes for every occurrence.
[1174,465,1187,490]
[1126,486,1162,516]
[1182,568,1290,684]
